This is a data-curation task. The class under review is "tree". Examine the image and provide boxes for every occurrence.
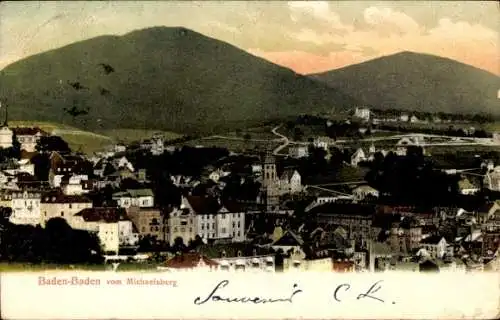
[36,136,71,153]
[172,237,186,253]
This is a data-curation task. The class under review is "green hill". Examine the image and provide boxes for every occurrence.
[309,51,500,116]
[0,27,357,134]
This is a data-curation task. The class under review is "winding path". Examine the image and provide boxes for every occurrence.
[271,125,290,155]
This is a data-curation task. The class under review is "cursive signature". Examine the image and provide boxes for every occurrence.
[193,280,303,305]
[334,280,392,304]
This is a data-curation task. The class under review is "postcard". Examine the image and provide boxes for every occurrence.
[0,1,499,319]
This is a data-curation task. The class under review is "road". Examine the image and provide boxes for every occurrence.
[271,125,290,155]
[201,127,500,151]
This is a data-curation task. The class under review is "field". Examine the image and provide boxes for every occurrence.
[98,129,183,144]
[181,137,281,153]
[9,121,185,154]
[225,125,279,140]
[484,122,500,133]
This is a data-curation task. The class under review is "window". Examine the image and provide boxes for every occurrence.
[212,223,215,229]
[201,224,204,230]
[233,222,235,228]
[222,228,226,234]
[69,204,72,209]
[61,211,64,217]
[237,222,240,228]
[174,227,178,232]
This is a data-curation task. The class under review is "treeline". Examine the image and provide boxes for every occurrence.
[0,213,103,264]
[374,124,491,138]
[372,108,495,123]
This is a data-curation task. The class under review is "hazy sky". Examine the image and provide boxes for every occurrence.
[1,1,498,75]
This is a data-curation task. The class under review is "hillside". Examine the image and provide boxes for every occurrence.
[309,51,500,116]
[0,27,356,134]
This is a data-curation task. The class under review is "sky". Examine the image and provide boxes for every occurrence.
[0,1,498,75]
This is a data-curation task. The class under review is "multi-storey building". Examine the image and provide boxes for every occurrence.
[9,190,41,225]
[40,192,92,227]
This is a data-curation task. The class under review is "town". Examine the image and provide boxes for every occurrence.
[0,105,499,273]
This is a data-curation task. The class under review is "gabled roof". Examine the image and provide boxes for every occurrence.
[165,252,219,269]
[272,230,304,247]
[280,169,299,181]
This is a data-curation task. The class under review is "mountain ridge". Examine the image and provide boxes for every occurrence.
[0,26,357,134]
[309,51,500,116]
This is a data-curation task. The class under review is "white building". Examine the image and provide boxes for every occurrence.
[400,114,409,122]
[9,190,41,225]
[62,174,89,195]
[13,127,47,152]
[279,169,302,194]
[112,189,155,208]
[351,148,367,166]
[113,156,135,172]
[0,126,13,149]
[352,185,379,201]
[288,146,309,159]
[181,196,246,242]
[419,236,447,259]
[40,193,93,227]
[354,107,371,121]
[72,207,139,253]
[493,132,500,145]
[313,136,335,151]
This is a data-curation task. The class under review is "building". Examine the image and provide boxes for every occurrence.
[458,178,480,195]
[311,203,376,245]
[261,152,280,211]
[0,126,13,149]
[72,207,139,254]
[181,196,246,242]
[9,190,41,225]
[352,185,379,201]
[163,252,219,271]
[419,236,447,259]
[288,145,309,159]
[126,207,166,242]
[12,127,48,152]
[40,192,92,227]
[198,243,275,272]
[279,169,302,194]
[410,115,419,123]
[400,114,409,122]
[270,230,304,256]
[493,132,500,145]
[167,205,198,246]
[350,148,367,166]
[313,136,335,151]
[112,189,154,208]
[483,166,500,192]
[354,107,371,121]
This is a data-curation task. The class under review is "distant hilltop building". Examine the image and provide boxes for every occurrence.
[493,132,500,145]
[354,107,370,121]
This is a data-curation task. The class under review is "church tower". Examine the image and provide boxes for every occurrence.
[261,145,280,211]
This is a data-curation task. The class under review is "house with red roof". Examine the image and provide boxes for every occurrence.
[163,252,219,271]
